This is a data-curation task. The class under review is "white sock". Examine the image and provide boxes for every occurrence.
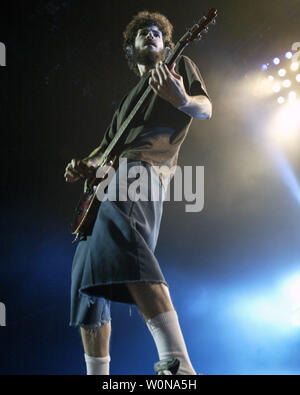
[84,353,111,375]
[146,310,196,375]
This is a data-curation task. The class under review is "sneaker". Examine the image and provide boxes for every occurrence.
[154,357,180,375]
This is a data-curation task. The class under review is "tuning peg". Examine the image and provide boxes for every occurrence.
[210,19,216,25]
[196,34,202,41]
[203,27,209,33]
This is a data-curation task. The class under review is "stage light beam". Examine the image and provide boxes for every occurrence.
[280,273,300,327]
[267,100,300,147]
[291,308,300,327]
[281,273,300,304]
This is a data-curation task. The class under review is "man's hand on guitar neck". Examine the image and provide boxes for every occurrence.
[64,158,95,183]
[149,61,212,119]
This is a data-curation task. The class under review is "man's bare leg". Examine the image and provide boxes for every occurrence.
[80,321,111,357]
[126,282,175,319]
[79,283,195,374]
[80,321,111,374]
[80,283,171,357]
[126,282,196,375]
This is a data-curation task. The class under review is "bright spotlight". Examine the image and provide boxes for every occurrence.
[285,51,293,59]
[278,69,286,77]
[277,96,285,104]
[282,79,291,88]
[291,62,299,71]
[258,76,276,97]
[273,83,281,92]
[262,64,268,71]
[270,101,300,139]
[282,273,300,303]
[230,271,300,332]
[268,75,274,81]
[296,74,300,82]
[273,57,280,65]
[281,273,300,327]
[291,306,300,327]
[288,91,297,101]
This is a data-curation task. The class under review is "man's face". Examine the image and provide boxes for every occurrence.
[134,25,164,53]
[133,25,167,68]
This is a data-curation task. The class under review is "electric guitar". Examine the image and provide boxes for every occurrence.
[71,8,217,241]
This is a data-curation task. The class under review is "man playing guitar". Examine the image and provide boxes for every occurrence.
[64,11,212,375]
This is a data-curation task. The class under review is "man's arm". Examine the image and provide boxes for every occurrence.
[64,105,123,183]
[177,94,212,119]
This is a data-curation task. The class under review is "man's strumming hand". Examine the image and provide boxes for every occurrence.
[64,159,95,183]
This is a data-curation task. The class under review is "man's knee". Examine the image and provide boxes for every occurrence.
[80,320,111,337]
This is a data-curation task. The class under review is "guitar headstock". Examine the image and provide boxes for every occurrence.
[181,8,217,44]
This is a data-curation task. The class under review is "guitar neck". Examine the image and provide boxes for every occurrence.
[98,84,153,167]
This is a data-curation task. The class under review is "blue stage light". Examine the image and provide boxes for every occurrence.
[285,51,293,59]
[273,57,280,65]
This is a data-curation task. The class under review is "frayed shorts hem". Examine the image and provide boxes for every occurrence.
[69,318,112,335]
[80,279,169,305]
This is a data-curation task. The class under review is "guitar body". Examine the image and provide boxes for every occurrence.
[71,157,118,239]
[71,187,100,237]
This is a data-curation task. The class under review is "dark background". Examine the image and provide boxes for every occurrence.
[1,0,300,374]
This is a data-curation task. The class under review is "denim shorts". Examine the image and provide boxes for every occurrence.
[69,159,167,330]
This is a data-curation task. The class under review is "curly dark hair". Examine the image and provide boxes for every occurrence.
[123,11,175,75]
